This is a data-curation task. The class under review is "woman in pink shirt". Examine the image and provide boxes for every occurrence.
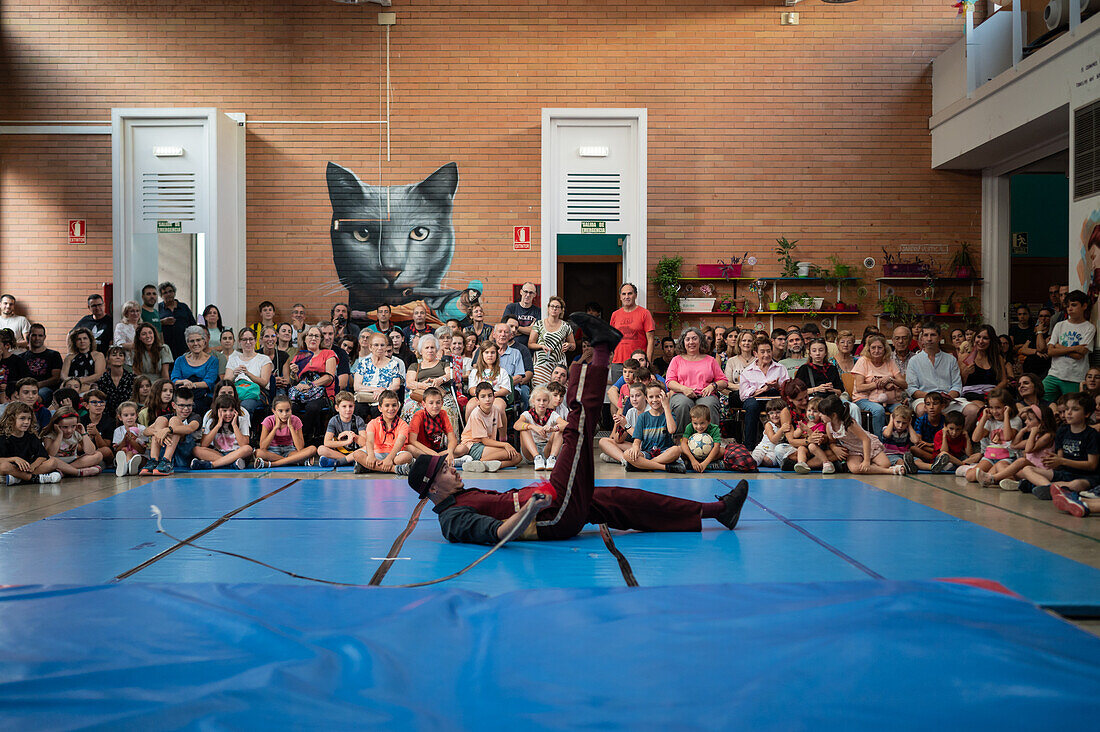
[665,328,728,436]
[850,334,906,439]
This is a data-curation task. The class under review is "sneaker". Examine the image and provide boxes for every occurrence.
[232,458,246,470]
[822,461,836,474]
[1081,488,1100,500]
[793,461,811,474]
[254,457,270,469]
[484,460,502,473]
[954,465,970,478]
[545,455,556,470]
[891,464,906,475]
[152,459,173,476]
[975,468,993,486]
[930,454,951,474]
[999,478,1020,492]
[318,457,338,469]
[600,453,620,464]
[4,474,20,485]
[1051,486,1090,517]
[533,455,546,471]
[115,451,128,477]
[454,455,473,465]
[353,461,367,474]
[715,479,749,530]
[1032,483,1052,501]
[395,463,411,476]
[78,466,102,478]
[903,453,917,474]
[666,461,686,474]
[624,462,642,472]
[1017,478,1034,494]
[190,459,213,471]
[37,471,63,484]
[128,455,144,475]
[465,460,486,473]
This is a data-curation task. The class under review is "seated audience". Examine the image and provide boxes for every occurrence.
[0,294,31,352]
[851,334,906,438]
[226,327,273,422]
[132,323,172,381]
[288,325,338,443]
[665,328,727,435]
[21,323,62,403]
[170,326,219,416]
[157,282,195,359]
[73,293,113,355]
[60,327,105,393]
[96,346,135,420]
[739,338,788,448]
[352,331,404,420]
[112,300,141,364]
[906,322,963,417]
[249,301,276,341]
[255,395,317,468]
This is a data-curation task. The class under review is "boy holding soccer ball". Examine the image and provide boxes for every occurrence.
[682,404,723,473]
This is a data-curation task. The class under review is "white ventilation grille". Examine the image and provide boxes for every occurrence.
[1075,99,1100,201]
[141,172,197,220]
[566,172,621,222]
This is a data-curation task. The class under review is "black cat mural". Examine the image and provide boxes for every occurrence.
[326,162,482,324]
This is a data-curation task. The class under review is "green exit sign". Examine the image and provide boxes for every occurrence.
[157,220,182,233]
[580,221,606,234]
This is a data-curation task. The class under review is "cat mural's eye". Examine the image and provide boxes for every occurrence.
[409,226,430,241]
[352,228,371,242]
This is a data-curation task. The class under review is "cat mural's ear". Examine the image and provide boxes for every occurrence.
[414,162,459,202]
[326,162,367,213]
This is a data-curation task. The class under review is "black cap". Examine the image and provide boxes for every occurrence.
[408,455,445,498]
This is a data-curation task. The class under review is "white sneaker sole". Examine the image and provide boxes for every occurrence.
[465,461,486,472]
[115,452,128,477]
[484,460,502,472]
[794,463,810,474]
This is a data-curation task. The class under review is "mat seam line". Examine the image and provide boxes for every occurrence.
[599,524,639,587]
[110,477,303,582]
[368,498,428,586]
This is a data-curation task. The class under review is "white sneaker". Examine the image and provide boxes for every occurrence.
[484,460,502,473]
[822,461,835,474]
[533,455,546,471]
[5,474,20,485]
[975,468,991,486]
[794,461,810,474]
[955,465,970,478]
[465,460,486,472]
[545,456,557,470]
[115,451,128,477]
[37,471,62,484]
[891,464,906,475]
[999,479,1020,491]
[454,455,473,465]
[1081,488,1100,500]
[600,453,619,464]
[128,455,144,475]
[233,458,246,470]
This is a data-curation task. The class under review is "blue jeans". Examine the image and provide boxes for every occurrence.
[855,399,897,439]
[742,394,777,449]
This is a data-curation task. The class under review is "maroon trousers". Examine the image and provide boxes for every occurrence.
[454,358,705,538]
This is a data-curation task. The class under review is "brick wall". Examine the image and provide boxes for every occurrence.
[0,0,980,341]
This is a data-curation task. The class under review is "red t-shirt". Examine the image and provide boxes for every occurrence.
[933,428,968,459]
[609,306,655,364]
[409,409,453,452]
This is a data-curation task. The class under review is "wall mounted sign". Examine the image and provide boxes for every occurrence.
[580,221,606,234]
[514,226,531,251]
[157,220,182,234]
[68,219,86,244]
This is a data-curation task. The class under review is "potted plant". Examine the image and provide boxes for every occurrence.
[961,295,981,327]
[775,237,800,278]
[877,294,915,322]
[920,274,940,315]
[949,242,976,279]
[654,255,684,333]
[941,290,956,314]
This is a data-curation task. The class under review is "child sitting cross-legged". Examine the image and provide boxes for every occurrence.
[751,398,788,468]
[929,411,976,474]
[140,387,201,475]
[680,403,757,473]
[459,381,523,473]
[189,394,254,470]
[963,388,1022,485]
[910,391,947,466]
[1003,391,1100,501]
[79,389,115,466]
[548,381,567,421]
[818,394,906,475]
[41,408,103,478]
[318,391,366,468]
[623,383,686,473]
[112,401,148,477]
[794,397,834,474]
[254,395,318,468]
[988,404,1056,489]
[407,386,469,466]
[600,382,645,466]
[515,385,564,471]
[0,402,63,484]
[353,389,414,475]
[881,405,922,474]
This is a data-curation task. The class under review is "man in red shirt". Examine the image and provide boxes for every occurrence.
[609,282,655,385]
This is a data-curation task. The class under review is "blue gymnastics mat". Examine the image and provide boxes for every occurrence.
[0,580,1098,730]
[2,476,1100,613]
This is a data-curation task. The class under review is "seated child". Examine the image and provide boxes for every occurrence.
[964,388,1022,485]
[515,385,564,471]
[112,400,148,477]
[11,377,50,429]
[794,397,833,474]
[459,381,523,473]
[41,408,103,477]
[881,404,919,473]
[548,381,567,421]
[818,394,905,475]
[911,392,946,464]
[600,382,644,466]
[990,404,1056,489]
[0,402,63,484]
[140,387,201,475]
[353,389,414,475]
[1005,391,1100,501]
[81,389,116,465]
[751,398,788,468]
[607,358,639,417]
[139,379,174,427]
[623,384,685,473]
[928,411,974,474]
[407,386,468,465]
[318,391,367,468]
[190,394,254,470]
[50,386,81,414]
[681,403,756,473]
[255,395,317,468]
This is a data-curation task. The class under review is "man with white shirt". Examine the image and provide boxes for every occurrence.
[0,295,31,353]
[905,322,963,417]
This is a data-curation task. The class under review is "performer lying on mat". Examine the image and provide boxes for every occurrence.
[407,313,749,544]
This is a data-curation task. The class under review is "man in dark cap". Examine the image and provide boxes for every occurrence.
[408,313,749,545]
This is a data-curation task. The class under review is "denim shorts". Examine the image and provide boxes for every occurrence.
[268,444,295,457]
[467,442,484,460]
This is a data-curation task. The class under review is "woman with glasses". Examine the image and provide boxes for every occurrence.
[226,327,273,422]
[528,295,575,388]
[258,326,291,401]
[170,325,219,415]
[288,325,338,442]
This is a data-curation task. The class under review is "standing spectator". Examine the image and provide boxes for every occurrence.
[503,282,541,339]
[1019,307,1053,376]
[492,323,533,408]
[739,339,789,447]
[770,329,788,360]
[96,346,135,420]
[1049,284,1069,324]
[609,282,655,385]
[504,316,535,385]
[402,302,434,349]
[367,303,400,338]
[132,323,172,381]
[905,322,963,417]
[112,300,141,364]
[226,327,273,421]
[851,334,906,437]
[890,325,914,374]
[1041,290,1096,400]
[289,303,308,344]
[202,304,226,346]
[665,328,728,434]
[652,336,677,377]
[170,326,219,416]
[139,284,162,333]
[73,293,113,355]
[0,294,31,353]
[1008,305,1033,349]
[249,301,276,341]
[331,303,360,342]
[463,304,493,343]
[528,296,575,387]
[389,329,417,369]
[60,328,105,393]
[21,323,62,402]
[0,329,30,401]
[157,281,196,359]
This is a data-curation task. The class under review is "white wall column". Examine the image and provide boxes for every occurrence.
[981,172,1011,333]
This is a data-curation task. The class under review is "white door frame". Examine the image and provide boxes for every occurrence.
[540,108,648,306]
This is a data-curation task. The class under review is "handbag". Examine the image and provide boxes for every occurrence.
[235,379,262,402]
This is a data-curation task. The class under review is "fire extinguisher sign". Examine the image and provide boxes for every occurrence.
[513,226,531,251]
[68,220,86,245]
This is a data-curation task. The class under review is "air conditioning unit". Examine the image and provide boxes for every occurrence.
[1046,0,1094,30]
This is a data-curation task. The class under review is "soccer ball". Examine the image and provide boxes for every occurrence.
[687,432,715,460]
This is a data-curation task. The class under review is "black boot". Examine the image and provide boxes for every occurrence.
[716,480,749,530]
[568,312,623,351]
